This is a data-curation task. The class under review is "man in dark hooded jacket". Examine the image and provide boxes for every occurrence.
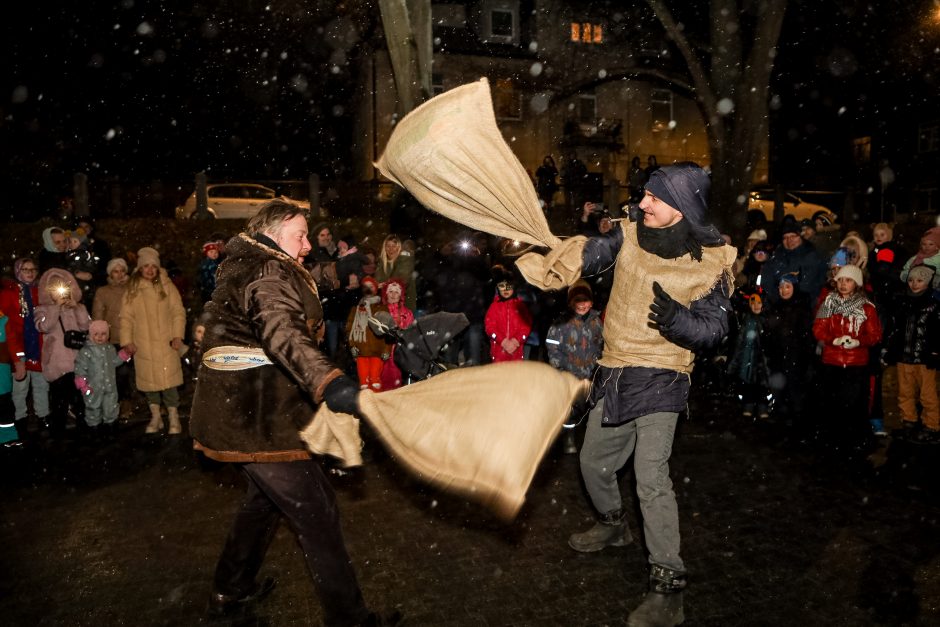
[568,163,735,626]
[759,221,827,308]
[189,200,401,626]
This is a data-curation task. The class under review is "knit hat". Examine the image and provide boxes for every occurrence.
[643,163,724,246]
[749,293,763,307]
[203,241,221,254]
[360,276,379,294]
[834,264,863,286]
[922,227,940,250]
[778,273,800,287]
[136,246,161,270]
[89,320,110,338]
[908,265,936,283]
[567,280,593,307]
[381,277,406,303]
[799,218,816,231]
[780,220,801,237]
[106,258,128,275]
[747,229,768,242]
[829,247,853,268]
[69,228,89,245]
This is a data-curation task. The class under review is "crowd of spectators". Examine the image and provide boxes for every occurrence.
[1,211,938,462]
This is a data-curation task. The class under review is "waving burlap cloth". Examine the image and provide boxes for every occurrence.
[374,77,586,291]
[301,78,598,520]
[301,362,589,520]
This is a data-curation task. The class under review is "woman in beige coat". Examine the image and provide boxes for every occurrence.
[93,257,135,417]
[120,247,186,434]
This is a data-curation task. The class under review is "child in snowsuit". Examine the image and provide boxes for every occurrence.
[74,320,131,435]
[812,264,882,453]
[484,265,532,362]
[546,280,604,453]
[0,310,20,447]
[728,292,771,418]
[347,276,390,391]
[198,242,223,305]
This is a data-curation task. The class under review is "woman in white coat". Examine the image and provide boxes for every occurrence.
[120,247,186,434]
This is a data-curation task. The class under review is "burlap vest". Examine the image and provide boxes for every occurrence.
[598,222,736,374]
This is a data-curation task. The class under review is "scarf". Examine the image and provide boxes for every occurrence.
[636,217,703,261]
[349,295,381,343]
[815,290,870,335]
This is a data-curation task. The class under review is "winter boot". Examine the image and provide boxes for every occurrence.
[627,564,686,627]
[167,406,182,435]
[145,404,163,434]
[568,508,632,552]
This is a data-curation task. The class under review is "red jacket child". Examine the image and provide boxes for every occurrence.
[812,265,882,368]
[484,270,532,363]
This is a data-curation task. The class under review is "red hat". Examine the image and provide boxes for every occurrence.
[203,242,220,254]
[361,276,379,293]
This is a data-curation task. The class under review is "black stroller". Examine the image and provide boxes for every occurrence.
[368,311,470,383]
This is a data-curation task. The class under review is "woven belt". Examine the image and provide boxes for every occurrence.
[203,346,273,370]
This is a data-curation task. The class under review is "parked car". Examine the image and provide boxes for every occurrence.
[175,183,308,219]
[747,188,838,227]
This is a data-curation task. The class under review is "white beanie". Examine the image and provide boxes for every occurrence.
[834,264,863,286]
[136,247,161,270]
[747,229,768,242]
[106,258,128,275]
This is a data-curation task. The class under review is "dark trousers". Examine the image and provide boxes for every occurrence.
[818,364,871,452]
[48,372,84,433]
[213,459,369,626]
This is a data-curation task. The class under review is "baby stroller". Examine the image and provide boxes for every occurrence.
[369,311,470,383]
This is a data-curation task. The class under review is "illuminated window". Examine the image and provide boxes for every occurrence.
[853,136,872,163]
[570,22,603,44]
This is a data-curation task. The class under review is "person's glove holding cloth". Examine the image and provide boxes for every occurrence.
[322,375,362,417]
[648,281,680,327]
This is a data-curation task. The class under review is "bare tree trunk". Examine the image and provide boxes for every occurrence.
[646,0,787,239]
[377,0,432,115]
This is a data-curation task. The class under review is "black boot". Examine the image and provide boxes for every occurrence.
[627,564,686,627]
[568,508,633,552]
[208,576,277,618]
[14,419,30,443]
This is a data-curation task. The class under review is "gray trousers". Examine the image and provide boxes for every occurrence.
[12,370,50,420]
[579,399,684,572]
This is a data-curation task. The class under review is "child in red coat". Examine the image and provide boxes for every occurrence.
[812,264,882,453]
[484,266,532,363]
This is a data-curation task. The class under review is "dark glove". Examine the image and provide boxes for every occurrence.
[648,281,679,327]
[322,375,361,416]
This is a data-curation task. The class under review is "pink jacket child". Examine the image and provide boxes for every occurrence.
[379,278,414,390]
[35,268,91,382]
[35,268,91,434]
[484,271,532,362]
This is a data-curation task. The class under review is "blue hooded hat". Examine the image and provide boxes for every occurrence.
[643,162,724,246]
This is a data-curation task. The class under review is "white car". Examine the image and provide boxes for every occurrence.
[175,183,308,219]
[747,189,838,227]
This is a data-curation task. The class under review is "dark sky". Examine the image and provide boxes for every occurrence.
[2,1,938,219]
[2,1,375,218]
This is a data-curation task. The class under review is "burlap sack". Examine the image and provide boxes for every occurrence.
[376,78,585,291]
[301,361,590,520]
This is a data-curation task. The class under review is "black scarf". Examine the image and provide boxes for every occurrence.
[637,217,703,261]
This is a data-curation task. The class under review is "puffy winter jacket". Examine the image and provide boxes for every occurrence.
[813,299,882,367]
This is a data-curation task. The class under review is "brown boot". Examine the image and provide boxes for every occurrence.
[167,407,182,435]
[145,404,163,434]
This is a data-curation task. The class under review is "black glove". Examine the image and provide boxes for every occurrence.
[648,281,679,327]
[322,375,361,416]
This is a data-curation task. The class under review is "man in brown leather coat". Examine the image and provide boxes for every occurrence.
[190,199,400,626]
